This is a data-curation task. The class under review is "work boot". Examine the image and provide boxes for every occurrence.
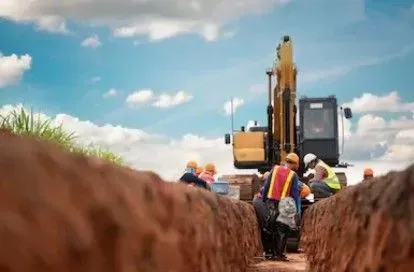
[275,254,289,262]
[264,250,274,260]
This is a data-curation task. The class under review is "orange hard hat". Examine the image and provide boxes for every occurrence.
[286,153,299,165]
[205,163,216,173]
[195,167,203,175]
[300,183,311,198]
[186,160,198,169]
[363,168,373,176]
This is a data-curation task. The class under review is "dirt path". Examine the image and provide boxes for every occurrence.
[247,254,307,272]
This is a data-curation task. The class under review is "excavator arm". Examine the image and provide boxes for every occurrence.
[272,35,297,164]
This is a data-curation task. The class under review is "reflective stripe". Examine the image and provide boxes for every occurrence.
[267,165,295,200]
[317,160,340,190]
[281,171,295,198]
[266,166,279,198]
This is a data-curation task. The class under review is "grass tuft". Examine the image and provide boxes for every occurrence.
[0,107,124,165]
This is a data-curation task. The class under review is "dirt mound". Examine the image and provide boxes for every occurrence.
[0,132,261,272]
[302,164,414,272]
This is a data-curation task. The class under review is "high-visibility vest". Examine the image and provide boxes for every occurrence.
[317,160,340,190]
[266,165,295,201]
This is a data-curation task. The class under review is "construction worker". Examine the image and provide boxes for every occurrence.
[303,153,341,198]
[199,163,216,185]
[260,154,301,261]
[179,161,208,189]
[283,153,310,199]
[363,168,374,181]
[281,153,310,199]
[195,166,204,177]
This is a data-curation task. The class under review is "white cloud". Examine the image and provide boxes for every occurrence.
[380,128,414,161]
[34,15,69,33]
[0,0,289,41]
[81,34,102,48]
[355,114,387,135]
[153,91,193,108]
[343,91,414,113]
[103,88,117,98]
[126,89,192,108]
[341,113,414,162]
[223,97,244,116]
[336,91,414,161]
[0,103,410,185]
[126,89,154,105]
[0,53,32,88]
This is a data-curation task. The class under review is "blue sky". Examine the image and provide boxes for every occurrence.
[1,0,414,180]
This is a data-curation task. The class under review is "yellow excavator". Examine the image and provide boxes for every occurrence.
[222,35,353,251]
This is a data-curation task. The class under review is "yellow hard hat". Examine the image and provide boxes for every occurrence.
[195,167,203,175]
[186,160,198,169]
[286,153,299,165]
[205,163,216,173]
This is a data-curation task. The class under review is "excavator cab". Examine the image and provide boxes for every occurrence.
[299,96,350,166]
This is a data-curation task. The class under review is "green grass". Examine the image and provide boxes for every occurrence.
[0,107,124,165]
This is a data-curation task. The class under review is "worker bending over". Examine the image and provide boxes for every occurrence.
[303,153,340,198]
[260,153,301,261]
[199,163,216,185]
[179,161,209,189]
[363,168,374,182]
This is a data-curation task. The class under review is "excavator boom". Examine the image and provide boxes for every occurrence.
[273,35,297,163]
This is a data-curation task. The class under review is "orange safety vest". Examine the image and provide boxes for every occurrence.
[266,165,295,201]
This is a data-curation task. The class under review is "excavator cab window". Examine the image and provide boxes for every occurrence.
[299,97,340,166]
[303,106,335,139]
[303,109,335,139]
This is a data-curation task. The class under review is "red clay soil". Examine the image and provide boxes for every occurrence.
[0,131,261,272]
[247,253,307,272]
[302,164,414,272]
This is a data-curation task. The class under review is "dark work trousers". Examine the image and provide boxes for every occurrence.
[263,200,280,256]
[310,181,336,198]
[263,200,292,257]
[275,222,291,257]
[252,197,272,254]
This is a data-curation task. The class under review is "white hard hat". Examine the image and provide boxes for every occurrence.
[303,153,317,168]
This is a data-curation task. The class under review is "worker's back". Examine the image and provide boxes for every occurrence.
[180,172,208,189]
[263,165,297,202]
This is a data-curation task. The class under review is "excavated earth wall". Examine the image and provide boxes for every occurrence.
[0,131,261,272]
[302,164,414,272]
